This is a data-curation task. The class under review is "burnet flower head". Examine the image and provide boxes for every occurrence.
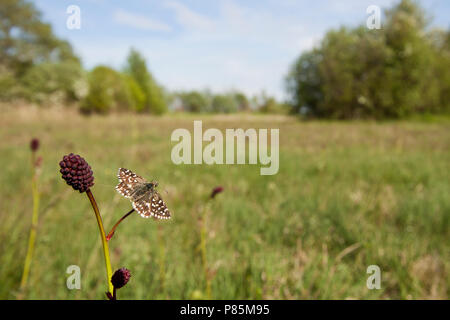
[30,138,40,152]
[111,267,131,289]
[210,186,224,199]
[59,153,94,193]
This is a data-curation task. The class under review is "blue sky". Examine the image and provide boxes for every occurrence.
[33,0,450,99]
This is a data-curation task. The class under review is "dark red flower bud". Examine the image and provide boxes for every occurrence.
[30,138,40,152]
[210,186,224,199]
[111,268,131,289]
[59,153,94,193]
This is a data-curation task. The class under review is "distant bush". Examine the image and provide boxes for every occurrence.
[211,94,238,113]
[81,66,134,114]
[179,91,210,112]
[286,0,450,119]
[20,61,85,104]
[124,48,167,115]
[423,29,450,114]
[234,92,251,111]
[258,97,289,114]
[171,90,285,114]
[0,66,21,101]
[123,75,146,112]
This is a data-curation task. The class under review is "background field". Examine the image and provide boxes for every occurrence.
[0,106,449,299]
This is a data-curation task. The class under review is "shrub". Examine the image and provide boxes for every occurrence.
[259,97,289,114]
[123,75,146,112]
[179,91,209,112]
[0,66,22,101]
[80,66,133,114]
[20,61,85,104]
[124,48,167,114]
[211,94,238,113]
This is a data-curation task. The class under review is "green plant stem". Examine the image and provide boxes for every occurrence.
[20,166,40,290]
[156,223,166,292]
[200,206,211,299]
[86,189,114,295]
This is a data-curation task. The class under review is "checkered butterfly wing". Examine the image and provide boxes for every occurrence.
[130,190,171,220]
[116,168,171,220]
[115,168,146,199]
[149,191,171,219]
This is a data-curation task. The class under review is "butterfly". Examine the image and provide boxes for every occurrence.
[115,168,171,220]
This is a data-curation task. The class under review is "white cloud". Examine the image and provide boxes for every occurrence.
[154,0,318,99]
[113,9,171,32]
[164,0,214,31]
[88,1,321,99]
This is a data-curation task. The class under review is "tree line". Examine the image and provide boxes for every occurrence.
[286,0,450,119]
[1,0,449,118]
[0,0,287,115]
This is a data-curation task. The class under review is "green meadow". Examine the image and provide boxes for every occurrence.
[0,107,449,299]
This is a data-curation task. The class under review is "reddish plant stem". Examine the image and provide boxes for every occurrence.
[106,287,117,300]
[106,208,135,241]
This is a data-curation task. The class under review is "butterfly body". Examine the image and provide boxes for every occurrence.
[116,168,171,220]
[129,182,157,201]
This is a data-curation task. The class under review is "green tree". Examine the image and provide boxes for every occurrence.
[81,66,134,114]
[0,0,82,102]
[415,29,450,114]
[286,49,323,116]
[211,94,238,113]
[286,0,449,118]
[124,48,167,114]
[233,91,250,111]
[259,96,288,114]
[20,61,85,103]
[381,0,435,116]
[123,75,146,112]
[179,91,209,112]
